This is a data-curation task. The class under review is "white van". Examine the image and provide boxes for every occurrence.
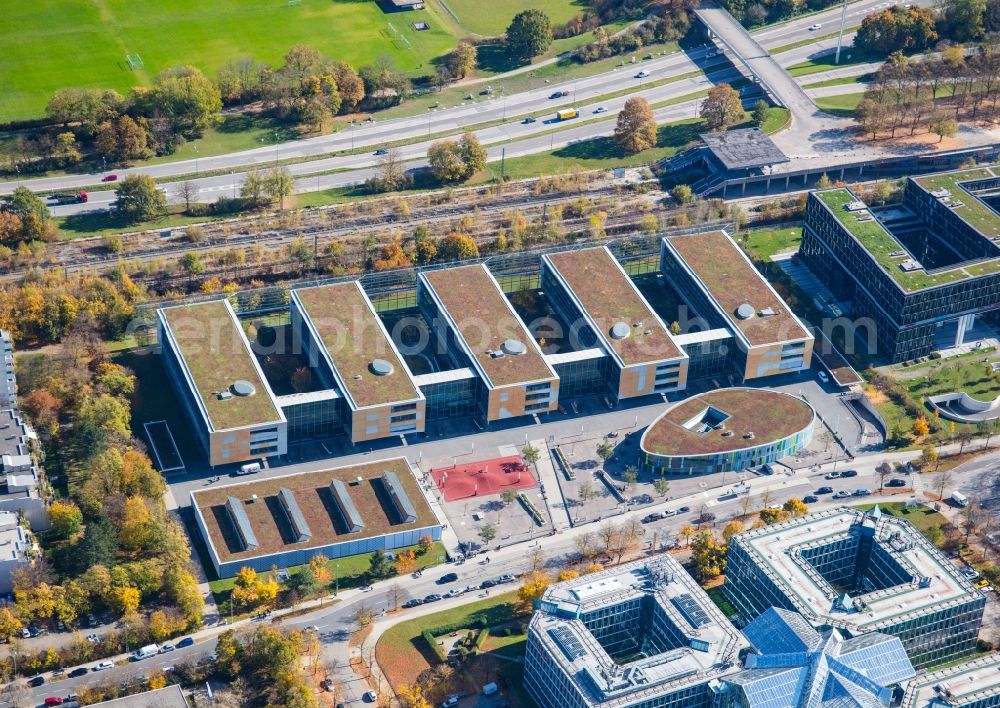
[951,490,969,507]
[237,462,262,476]
[132,644,159,660]
[482,683,499,696]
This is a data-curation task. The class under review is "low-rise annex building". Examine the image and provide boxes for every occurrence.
[190,457,441,577]
[900,651,1000,708]
[638,387,815,476]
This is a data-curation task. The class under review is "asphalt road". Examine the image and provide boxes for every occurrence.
[3,0,920,210]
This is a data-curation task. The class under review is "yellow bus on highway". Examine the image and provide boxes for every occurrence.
[556,108,579,121]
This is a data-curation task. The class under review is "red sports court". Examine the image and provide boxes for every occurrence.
[431,455,537,502]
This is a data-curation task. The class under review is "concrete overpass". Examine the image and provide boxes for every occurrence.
[695,1,819,128]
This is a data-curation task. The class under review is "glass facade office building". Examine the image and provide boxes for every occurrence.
[724,507,986,668]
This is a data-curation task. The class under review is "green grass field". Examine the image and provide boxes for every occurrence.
[443,0,589,36]
[2,0,461,122]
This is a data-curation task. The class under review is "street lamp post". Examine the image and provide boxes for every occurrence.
[193,145,199,175]
[334,563,339,596]
[834,0,850,64]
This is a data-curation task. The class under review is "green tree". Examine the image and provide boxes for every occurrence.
[214,629,243,679]
[501,487,519,506]
[264,167,294,211]
[75,517,119,574]
[505,9,553,61]
[653,478,670,497]
[458,131,487,177]
[815,173,833,189]
[700,84,744,130]
[854,6,938,53]
[613,97,657,154]
[751,100,770,126]
[180,252,205,276]
[241,168,266,207]
[436,233,479,261]
[114,175,167,223]
[522,443,541,467]
[690,531,727,581]
[95,116,149,162]
[427,140,466,183]
[49,500,83,539]
[1,187,53,242]
[622,466,638,492]
[368,549,394,579]
[671,184,694,204]
[479,523,497,545]
[929,112,958,143]
[448,42,477,80]
[147,65,222,134]
[596,439,614,463]
[937,0,986,41]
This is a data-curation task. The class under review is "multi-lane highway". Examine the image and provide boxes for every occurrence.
[2,0,918,218]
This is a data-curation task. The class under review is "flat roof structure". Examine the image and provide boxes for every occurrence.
[292,282,422,409]
[420,264,557,388]
[664,231,810,347]
[88,685,187,708]
[225,496,258,551]
[544,247,684,366]
[699,128,789,171]
[641,388,815,457]
[277,487,311,542]
[526,554,748,707]
[814,173,1000,293]
[329,478,364,533]
[900,652,1000,708]
[727,506,983,635]
[191,457,437,565]
[159,300,282,431]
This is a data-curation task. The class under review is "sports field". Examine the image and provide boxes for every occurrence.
[1,0,459,123]
[442,0,589,36]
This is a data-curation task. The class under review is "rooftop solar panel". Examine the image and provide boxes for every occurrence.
[550,625,587,661]
[672,593,711,627]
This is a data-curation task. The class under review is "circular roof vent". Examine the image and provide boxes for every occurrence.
[502,339,527,355]
[735,303,755,320]
[370,359,395,376]
[231,380,257,397]
[610,322,630,340]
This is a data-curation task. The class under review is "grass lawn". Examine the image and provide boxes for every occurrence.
[1,0,459,123]
[706,586,737,618]
[376,591,520,689]
[853,501,949,542]
[207,541,447,606]
[743,226,802,260]
[803,74,872,89]
[444,0,591,37]
[786,50,877,78]
[899,355,1000,404]
[815,92,864,116]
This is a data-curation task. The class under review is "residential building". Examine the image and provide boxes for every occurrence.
[0,408,47,530]
[0,510,32,594]
[86,685,187,708]
[724,506,986,667]
[0,330,14,409]
[524,555,748,708]
[801,166,1000,362]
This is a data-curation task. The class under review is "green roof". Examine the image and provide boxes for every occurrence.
[546,248,683,366]
[293,283,420,409]
[914,167,1000,238]
[422,265,556,388]
[641,388,814,457]
[815,190,971,291]
[161,300,281,431]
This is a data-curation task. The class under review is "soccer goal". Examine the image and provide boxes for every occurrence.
[125,53,144,71]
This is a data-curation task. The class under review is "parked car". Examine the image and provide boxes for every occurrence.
[826,471,841,479]
[93,661,114,672]
[44,698,63,706]
[832,490,851,499]
[677,506,691,514]
[68,668,88,678]
[304,626,320,634]
[480,579,497,589]
[20,627,30,638]
[803,495,819,504]
[442,695,460,708]
[974,578,991,589]
[364,690,378,702]
[959,567,980,580]
[101,174,118,182]
[852,488,872,496]
[159,643,175,653]
[29,676,45,687]
[816,486,834,494]
[402,599,423,608]
[643,513,663,523]
[497,574,516,583]
[817,370,829,383]
[438,572,458,584]
[423,594,442,603]
[86,634,100,643]
[444,588,464,598]
[176,637,194,648]
[841,470,858,478]
[887,478,907,487]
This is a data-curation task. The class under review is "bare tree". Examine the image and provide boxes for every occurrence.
[574,531,597,561]
[352,603,376,631]
[179,180,197,212]
[876,462,893,492]
[933,470,954,501]
[387,583,404,612]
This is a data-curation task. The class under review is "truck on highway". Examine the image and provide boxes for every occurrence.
[50,191,88,204]
[556,108,579,121]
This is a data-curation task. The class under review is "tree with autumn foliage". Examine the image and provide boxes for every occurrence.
[516,570,552,613]
[614,97,657,154]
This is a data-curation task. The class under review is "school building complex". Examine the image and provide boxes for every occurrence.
[156,232,817,466]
